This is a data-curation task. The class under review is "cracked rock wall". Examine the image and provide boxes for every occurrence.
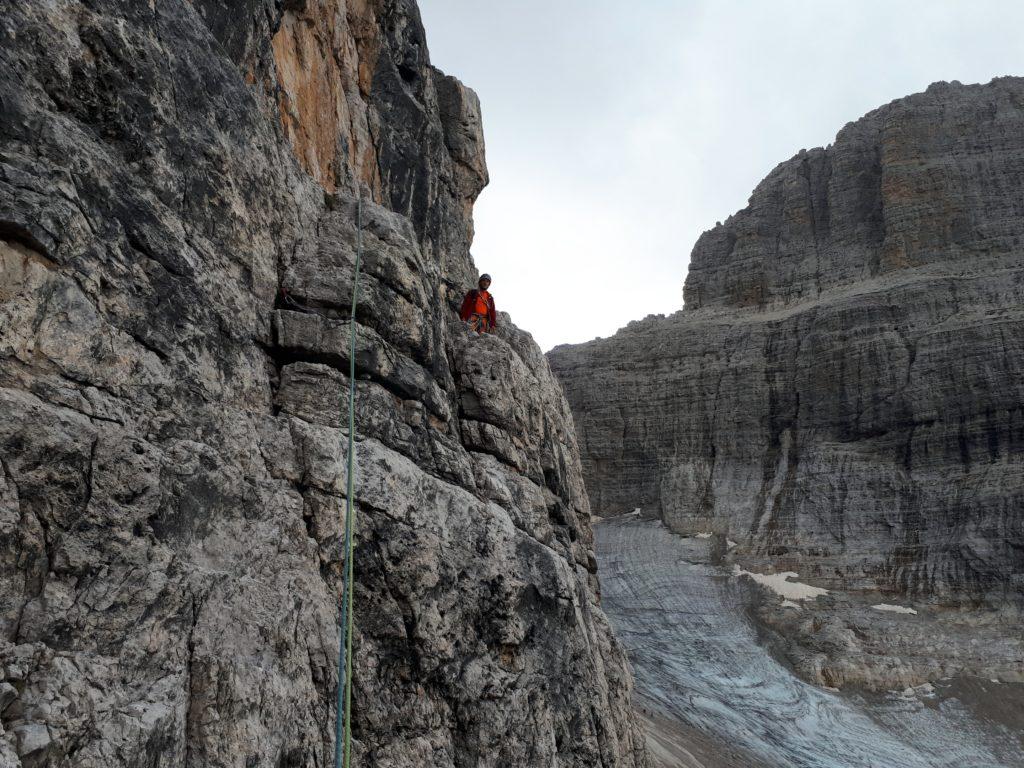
[0,1,647,765]
[549,79,1024,606]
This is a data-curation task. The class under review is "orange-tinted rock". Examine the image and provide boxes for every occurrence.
[271,0,379,195]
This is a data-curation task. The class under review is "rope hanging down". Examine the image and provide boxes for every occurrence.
[335,193,362,768]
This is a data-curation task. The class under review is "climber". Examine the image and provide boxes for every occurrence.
[459,273,497,334]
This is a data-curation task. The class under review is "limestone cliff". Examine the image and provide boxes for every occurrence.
[0,1,647,765]
[549,79,1024,606]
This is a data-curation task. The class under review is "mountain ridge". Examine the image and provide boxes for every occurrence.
[549,76,1024,605]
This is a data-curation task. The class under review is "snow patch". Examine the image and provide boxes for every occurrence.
[781,600,802,610]
[727,539,738,549]
[695,532,712,539]
[894,682,936,700]
[732,565,829,601]
[872,603,917,615]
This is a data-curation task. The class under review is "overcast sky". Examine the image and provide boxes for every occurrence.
[419,1,1023,351]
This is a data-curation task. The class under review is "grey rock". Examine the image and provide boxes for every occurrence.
[0,683,15,714]
[0,1,647,765]
[12,723,50,758]
[549,78,1024,606]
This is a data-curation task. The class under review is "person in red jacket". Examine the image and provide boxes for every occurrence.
[459,273,497,333]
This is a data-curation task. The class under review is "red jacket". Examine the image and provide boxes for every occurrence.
[459,289,497,327]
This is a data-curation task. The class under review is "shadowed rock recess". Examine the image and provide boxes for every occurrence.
[549,79,1024,606]
[0,1,647,766]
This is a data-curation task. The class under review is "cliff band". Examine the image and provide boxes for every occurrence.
[549,79,1024,605]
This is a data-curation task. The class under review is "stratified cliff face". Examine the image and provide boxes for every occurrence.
[0,2,647,765]
[549,79,1024,605]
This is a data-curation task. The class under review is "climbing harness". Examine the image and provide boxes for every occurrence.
[335,194,362,768]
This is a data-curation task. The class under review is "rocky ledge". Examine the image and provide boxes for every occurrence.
[0,1,647,765]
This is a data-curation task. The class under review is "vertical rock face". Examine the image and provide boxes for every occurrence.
[0,2,646,766]
[549,79,1024,605]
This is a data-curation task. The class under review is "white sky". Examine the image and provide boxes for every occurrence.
[419,1,1024,351]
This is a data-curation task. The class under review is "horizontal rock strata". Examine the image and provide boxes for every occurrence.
[549,79,1024,606]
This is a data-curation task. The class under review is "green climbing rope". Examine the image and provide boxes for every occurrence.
[335,193,362,768]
